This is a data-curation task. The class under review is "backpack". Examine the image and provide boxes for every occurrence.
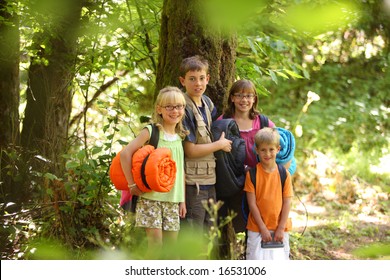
[242,164,287,223]
[258,114,269,129]
[115,124,160,212]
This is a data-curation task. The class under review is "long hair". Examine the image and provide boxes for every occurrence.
[152,86,189,139]
[223,79,260,120]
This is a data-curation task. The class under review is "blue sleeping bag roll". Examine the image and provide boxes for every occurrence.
[276,127,296,175]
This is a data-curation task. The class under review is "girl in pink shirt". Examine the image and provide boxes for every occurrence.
[218,79,275,169]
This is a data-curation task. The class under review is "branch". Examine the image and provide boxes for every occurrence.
[69,70,128,127]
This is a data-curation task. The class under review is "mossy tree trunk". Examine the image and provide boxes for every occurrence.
[0,0,20,203]
[155,0,237,113]
[21,0,83,174]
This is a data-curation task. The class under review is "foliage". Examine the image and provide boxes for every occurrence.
[1,0,389,260]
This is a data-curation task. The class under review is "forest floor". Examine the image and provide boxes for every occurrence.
[288,193,390,260]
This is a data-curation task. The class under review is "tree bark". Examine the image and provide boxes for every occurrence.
[21,0,83,173]
[0,0,20,148]
[0,0,20,206]
[155,0,237,113]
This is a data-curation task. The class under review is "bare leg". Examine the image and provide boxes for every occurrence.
[162,231,179,259]
[145,228,163,259]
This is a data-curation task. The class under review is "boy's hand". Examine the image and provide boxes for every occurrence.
[218,132,232,152]
[260,227,272,242]
[274,228,284,242]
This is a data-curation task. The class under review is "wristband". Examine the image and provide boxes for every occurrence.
[128,183,136,189]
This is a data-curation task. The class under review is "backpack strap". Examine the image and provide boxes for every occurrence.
[277,163,287,192]
[250,164,286,191]
[185,95,214,123]
[259,114,269,128]
[203,95,214,114]
[249,167,257,190]
[148,124,159,148]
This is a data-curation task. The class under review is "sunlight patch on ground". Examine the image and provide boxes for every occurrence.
[290,201,327,229]
[370,153,390,175]
[355,213,389,225]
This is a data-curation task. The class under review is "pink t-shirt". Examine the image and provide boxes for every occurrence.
[217,115,275,168]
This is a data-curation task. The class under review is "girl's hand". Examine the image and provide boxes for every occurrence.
[130,185,143,196]
[179,202,187,218]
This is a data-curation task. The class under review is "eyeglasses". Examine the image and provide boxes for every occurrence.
[233,93,256,100]
[162,104,185,111]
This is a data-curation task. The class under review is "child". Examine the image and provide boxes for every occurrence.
[217,79,276,234]
[220,79,276,169]
[119,86,187,258]
[179,55,232,230]
[244,127,293,260]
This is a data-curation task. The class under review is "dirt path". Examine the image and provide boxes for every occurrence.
[289,197,390,260]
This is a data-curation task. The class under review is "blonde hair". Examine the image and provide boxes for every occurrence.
[254,127,280,148]
[152,86,188,139]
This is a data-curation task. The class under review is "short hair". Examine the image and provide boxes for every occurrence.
[179,55,209,77]
[254,127,280,148]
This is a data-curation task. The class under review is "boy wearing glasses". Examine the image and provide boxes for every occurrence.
[179,55,232,231]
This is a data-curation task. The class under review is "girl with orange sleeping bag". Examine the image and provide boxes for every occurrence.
[114,86,188,257]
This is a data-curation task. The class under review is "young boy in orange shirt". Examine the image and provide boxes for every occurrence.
[244,127,293,260]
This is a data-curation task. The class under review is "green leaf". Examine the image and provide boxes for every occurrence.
[284,69,304,79]
[44,173,59,181]
[269,70,278,84]
[77,150,87,160]
[66,161,79,170]
[276,71,289,79]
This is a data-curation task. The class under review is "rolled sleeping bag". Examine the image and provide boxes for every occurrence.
[109,145,176,192]
[275,127,296,175]
[132,145,176,193]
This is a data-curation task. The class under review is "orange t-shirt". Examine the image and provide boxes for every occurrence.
[244,164,293,232]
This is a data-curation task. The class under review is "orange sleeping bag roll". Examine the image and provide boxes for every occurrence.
[132,145,176,192]
[109,145,176,193]
[109,150,128,191]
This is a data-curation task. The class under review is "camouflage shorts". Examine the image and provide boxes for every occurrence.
[135,197,180,231]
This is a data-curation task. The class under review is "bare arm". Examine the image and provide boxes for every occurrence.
[247,192,272,242]
[184,131,232,158]
[119,128,150,196]
[274,197,292,242]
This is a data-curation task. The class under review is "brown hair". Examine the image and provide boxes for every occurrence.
[179,55,209,77]
[223,79,259,120]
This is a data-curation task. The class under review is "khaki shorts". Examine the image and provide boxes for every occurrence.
[135,197,180,231]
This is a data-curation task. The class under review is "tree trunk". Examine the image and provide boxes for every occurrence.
[0,0,20,147]
[0,0,20,204]
[155,0,237,113]
[21,0,82,173]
